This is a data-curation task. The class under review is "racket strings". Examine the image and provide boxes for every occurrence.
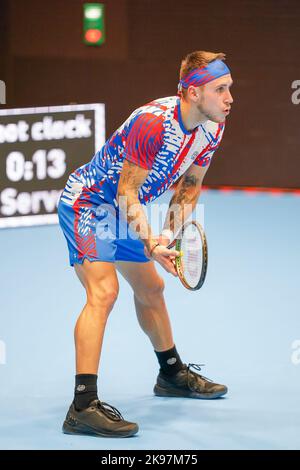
[187,250,200,277]
[181,226,203,288]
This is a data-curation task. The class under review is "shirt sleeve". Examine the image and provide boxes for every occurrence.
[123,113,164,170]
[193,123,225,167]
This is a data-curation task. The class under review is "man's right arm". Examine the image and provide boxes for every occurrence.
[117,159,156,253]
[117,160,179,275]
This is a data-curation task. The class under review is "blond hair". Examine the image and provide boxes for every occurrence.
[179,51,226,99]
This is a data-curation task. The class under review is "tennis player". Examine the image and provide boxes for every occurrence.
[58,50,233,438]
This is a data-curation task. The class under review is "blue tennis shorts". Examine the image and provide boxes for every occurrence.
[57,198,149,266]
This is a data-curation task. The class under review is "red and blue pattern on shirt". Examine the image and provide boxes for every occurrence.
[61,96,225,207]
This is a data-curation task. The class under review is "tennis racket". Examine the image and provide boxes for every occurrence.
[168,220,208,290]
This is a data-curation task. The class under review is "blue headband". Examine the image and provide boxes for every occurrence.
[178,59,230,93]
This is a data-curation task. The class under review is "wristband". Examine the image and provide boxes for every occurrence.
[149,242,160,258]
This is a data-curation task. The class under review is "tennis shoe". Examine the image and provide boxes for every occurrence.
[154,363,227,399]
[62,399,138,438]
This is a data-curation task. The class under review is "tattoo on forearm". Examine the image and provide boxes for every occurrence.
[119,165,145,192]
[165,175,201,234]
[117,162,155,249]
[182,174,198,188]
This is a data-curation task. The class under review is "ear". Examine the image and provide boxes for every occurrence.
[188,86,199,100]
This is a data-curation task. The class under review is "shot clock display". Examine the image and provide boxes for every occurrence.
[0,104,105,228]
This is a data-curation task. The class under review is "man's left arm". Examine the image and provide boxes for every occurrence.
[161,164,209,244]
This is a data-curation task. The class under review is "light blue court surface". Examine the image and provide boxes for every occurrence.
[0,190,299,450]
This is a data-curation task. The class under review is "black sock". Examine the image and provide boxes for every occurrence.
[155,345,184,376]
[74,374,98,410]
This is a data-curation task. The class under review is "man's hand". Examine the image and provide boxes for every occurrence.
[151,245,180,276]
[158,229,173,247]
[144,239,179,276]
[143,230,172,256]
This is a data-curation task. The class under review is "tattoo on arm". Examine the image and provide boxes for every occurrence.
[182,174,198,188]
[118,161,147,194]
[165,173,201,234]
[117,161,156,250]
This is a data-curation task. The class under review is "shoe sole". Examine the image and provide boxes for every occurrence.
[154,384,228,399]
[62,421,139,438]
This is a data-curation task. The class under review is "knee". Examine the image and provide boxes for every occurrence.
[135,276,165,306]
[87,284,119,312]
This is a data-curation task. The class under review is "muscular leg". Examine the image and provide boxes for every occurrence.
[74,260,119,374]
[116,261,174,351]
[116,261,227,400]
[62,259,139,437]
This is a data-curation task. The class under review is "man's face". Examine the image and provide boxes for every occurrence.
[195,74,233,123]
